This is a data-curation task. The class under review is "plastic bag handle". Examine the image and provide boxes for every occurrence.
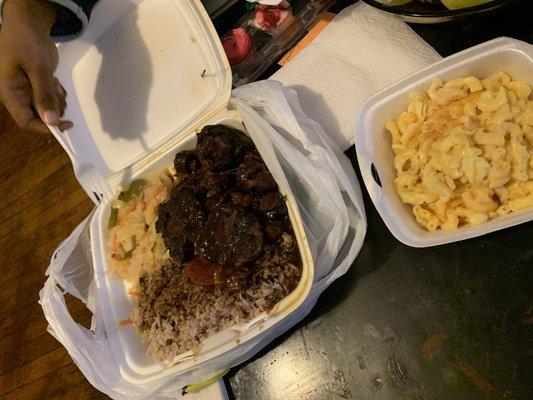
[40,278,120,395]
[40,217,121,398]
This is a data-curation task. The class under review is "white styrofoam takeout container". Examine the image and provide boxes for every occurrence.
[355,37,533,247]
[51,0,313,386]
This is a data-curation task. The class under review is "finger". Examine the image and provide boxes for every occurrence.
[0,85,37,130]
[54,79,67,116]
[57,92,66,117]
[28,68,60,125]
[55,79,67,98]
[2,88,67,134]
[23,118,51,134]
[54,80,72,128]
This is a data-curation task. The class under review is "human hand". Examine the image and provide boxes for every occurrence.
[0,0,73,133]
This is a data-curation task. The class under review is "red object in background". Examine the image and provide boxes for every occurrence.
[254,7,290,31]
[222,27,254,65]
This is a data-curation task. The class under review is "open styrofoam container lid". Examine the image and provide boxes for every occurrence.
[54,0,231,185]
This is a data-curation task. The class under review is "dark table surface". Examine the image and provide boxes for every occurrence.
[222,1,533,399]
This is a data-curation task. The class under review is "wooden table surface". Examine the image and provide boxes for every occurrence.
[0,104,107,399]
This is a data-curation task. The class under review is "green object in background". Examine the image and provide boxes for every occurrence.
[108,207,118,229]
[118,179,147,202]
[182,369,229,395]
[441,0,495,9]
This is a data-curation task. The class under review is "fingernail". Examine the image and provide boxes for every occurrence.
[42,110,59,125]
[59,121,74,132]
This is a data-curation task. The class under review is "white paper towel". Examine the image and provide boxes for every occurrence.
[271,2,442,151]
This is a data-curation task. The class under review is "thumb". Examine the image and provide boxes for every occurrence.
[28,68,60,125]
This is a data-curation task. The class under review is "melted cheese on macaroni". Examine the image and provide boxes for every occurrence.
[387,72,533,231]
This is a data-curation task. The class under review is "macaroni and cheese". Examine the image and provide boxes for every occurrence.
[386,72,533,231]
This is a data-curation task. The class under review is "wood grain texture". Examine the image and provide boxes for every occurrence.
[0,116,107,399]
[0,103,14,132]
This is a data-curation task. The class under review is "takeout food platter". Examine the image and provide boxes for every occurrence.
[49,0,313,386]
[91,114,314,382]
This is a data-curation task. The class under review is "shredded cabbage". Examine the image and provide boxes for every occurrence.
[107,169,175,283]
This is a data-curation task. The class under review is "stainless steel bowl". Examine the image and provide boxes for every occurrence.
[361,0,521,24]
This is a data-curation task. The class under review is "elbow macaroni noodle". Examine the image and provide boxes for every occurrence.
[387,72,533,231]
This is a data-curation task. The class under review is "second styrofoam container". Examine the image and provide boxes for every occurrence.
[355,37,533,247]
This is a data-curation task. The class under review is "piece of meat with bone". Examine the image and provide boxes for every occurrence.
[196,125,255,171]
[196,133,233,171]
[156,183,205,262]
[173,150,201,175]
[231,191,253,208]
[255,192,287,220]
[195,205,264,267]
[236,158,277,194]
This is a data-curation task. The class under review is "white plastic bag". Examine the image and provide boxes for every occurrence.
[40,80,367,399]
